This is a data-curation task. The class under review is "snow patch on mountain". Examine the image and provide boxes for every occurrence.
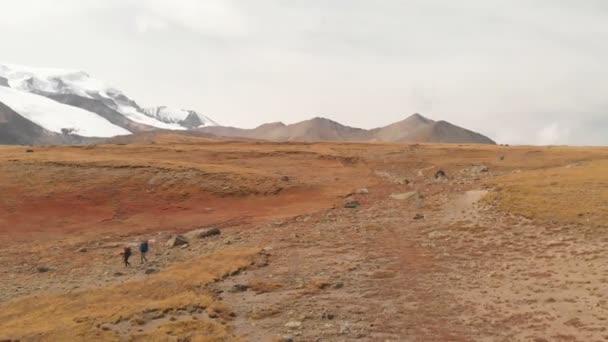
[0,86,130,137]
[115,104,185,130]
[143,106,218,128]
[0,63,112,98]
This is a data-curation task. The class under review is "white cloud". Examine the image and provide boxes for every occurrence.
[135,13,168,33]
[131,0,249,37]
[537,123,570,145]
[1,1,608,144]
[0,0,110,28]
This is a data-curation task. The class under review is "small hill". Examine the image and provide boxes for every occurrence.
[200,117,371,142]
[372,114,496,144]
[202,114,495,144]
[369,113,434,141]
[282,117,371,141]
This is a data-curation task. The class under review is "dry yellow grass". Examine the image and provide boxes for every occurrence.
[0,247,260,341]
[486,160,608,227]
[247,279,284,294]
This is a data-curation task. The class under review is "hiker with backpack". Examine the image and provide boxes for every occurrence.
[122,246,132,267]
[139,240,149,264]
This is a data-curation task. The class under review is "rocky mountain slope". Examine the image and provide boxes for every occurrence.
[201,114,496,144]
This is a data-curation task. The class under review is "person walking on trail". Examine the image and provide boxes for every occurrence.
[139,240,149,264]
[122,246,132,267]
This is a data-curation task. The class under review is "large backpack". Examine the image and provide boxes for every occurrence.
[140,242,149,253]
[124,247,132,256]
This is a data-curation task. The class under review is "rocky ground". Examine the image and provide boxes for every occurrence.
[2,141,608,341]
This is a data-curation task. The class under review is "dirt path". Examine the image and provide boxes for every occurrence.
[212,181,608,341]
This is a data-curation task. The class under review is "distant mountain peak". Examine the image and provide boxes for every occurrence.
[257,121,286,128]
[142,106,218,129]
[405,113,434,123]
[201,113,495,144]
[308,116,336,123]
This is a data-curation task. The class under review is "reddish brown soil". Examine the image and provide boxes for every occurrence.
[3,139,608,341]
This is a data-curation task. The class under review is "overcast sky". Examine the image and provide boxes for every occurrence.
[1,0,607,144]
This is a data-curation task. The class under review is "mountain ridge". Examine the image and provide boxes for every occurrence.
[0,62,494,145]
[0,63,218,140]
[200,113,496,144]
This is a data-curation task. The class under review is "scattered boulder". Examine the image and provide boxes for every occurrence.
[113,272,124,277]
[285,321,303,329]
[145,268,159,275]
[428,231,447,240]
[333,281,344,289]
[36,266,51,273]
[344,200,360,209]
[434,170,447,180]
[280,176,290,182]
[413,213,424,220]
[468,164,489,174]
[498,155,505,161]
[281,335,294,342]
[25,149,34,153]
[321,312,336,320]
[339,322,351,335]
[166,235,189,248]
[231,284,249,293]
[186,227,221,240]
[76,247,88,253]
[354,188,369,195]
[389,192,419,200]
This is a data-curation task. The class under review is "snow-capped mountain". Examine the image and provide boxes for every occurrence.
[0,85,129,137]
[143,106,218,129]
[0,63,219,144]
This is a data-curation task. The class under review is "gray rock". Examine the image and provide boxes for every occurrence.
[185,227,221,240]
[428,231,447,240]
[77,247,88,253]
[166,235,189,248]
[285,321,303,329]
[197,227,221,239]
[321,312,336,320]
[354,188,369,194]
[280,176,290,182]
[281,335,294,342]
[145,268,159,275]
[468,164,489,173]
[339,322,351,335]
[344,201,360,209]
[389,192,419,200]
[231,284,249,293]
[36,266,51,273]
[434,170,447,180]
